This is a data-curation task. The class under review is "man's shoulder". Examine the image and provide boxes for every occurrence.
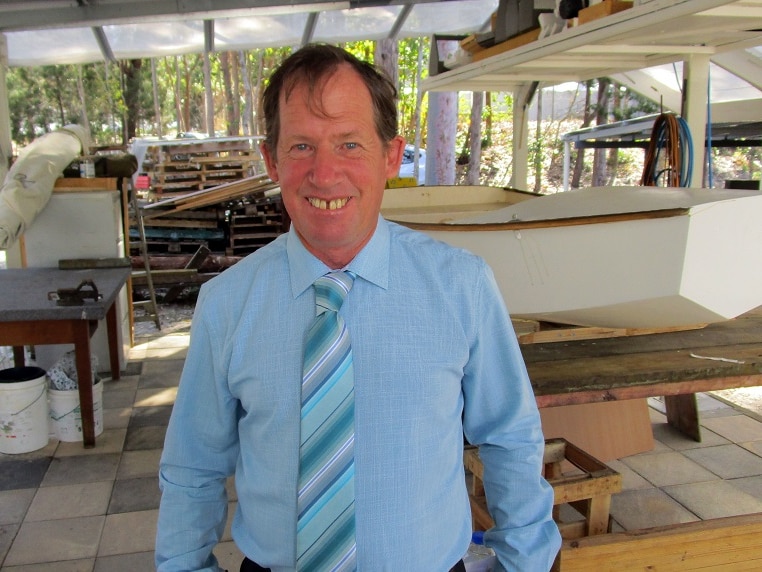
[387,220,485,269]
[203,233,287,292]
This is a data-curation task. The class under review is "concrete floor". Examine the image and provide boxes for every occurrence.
[1,325,761,571]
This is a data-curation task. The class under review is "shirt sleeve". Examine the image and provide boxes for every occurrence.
[461,263,562,571]
[155,285,241,572]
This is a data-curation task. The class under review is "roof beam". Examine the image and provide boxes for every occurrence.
[301,12,319,46]
[387,4,413,40]
[91,26,115,62]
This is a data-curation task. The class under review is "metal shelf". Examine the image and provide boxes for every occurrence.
[423,0,762,93]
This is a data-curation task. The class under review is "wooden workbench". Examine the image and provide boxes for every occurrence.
[522,307,762,443]
[0,266,130,448]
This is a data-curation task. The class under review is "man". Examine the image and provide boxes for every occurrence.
[156,44,560,571]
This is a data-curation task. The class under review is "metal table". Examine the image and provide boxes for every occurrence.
[0,267,130,448]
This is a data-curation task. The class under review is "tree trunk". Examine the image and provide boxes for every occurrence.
[426,39,459,185]
[592,78,610,187]
[121,59,143,143]
[151,58,162,138]
[374,39,399,89]
[240,51,255,137]
[466,92,483,185]
[534,86,543,193]
[76,66,91,139]
[203,51,214,136]
[571,80,594,188]
[219,52,237,136]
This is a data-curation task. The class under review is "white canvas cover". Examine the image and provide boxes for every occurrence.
[0,125,89,249]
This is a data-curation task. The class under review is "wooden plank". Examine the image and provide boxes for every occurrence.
[560,513,762,571]
[518,322,706,344]
[53,177,118,192]
[472,27,542,62]
[577,0,634,26]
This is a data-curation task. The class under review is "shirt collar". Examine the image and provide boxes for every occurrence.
[288,216,390,299]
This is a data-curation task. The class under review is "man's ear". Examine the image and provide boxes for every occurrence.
[260,141,279,183]
[384,136,406,179]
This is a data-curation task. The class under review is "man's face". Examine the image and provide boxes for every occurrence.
[261,64,404,269]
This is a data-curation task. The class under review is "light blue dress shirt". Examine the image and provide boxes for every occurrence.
[156,217,561,571]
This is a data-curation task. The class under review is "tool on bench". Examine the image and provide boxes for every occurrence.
[48,279,103,306]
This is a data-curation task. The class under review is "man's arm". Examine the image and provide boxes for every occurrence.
[155,289,240,571]
[462,265,562,571]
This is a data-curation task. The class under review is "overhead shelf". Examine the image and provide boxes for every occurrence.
[422,0,762,92]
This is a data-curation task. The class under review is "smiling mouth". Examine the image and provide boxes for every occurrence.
[307,197,350,210]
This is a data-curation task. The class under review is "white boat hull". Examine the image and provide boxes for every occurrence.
[382,186,762,329]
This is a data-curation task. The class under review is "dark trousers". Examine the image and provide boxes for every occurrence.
[240,557,466,571]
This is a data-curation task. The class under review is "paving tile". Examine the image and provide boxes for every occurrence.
[682,444,762,479]
[26,481,112,521]
[3,516,104,565]
[605,459,652,491]
[663,480,762,520]
[702,415,762,443]
[102,387,138,410]
[138,358,185,389]
[143,347,188,361]
[128,405,173,428]
[97,509,158,557]
[94,551,155,572]
[651,422,730,451]
[610,487,699,530]
[0,559,95,571]
[108,476,161,514]
[147,334,191,350]
[728,475,762,501]
[0,489,35,525]
[41,454,120,487]
[102,407,132,430]
[54,429,127,457]
[124,425,167,451]
[117,449,162,480]
[0,457,52,491]
[134,387,178,408]
[740,440,762,457]
[620,450,718,487]
[0,522,20,564]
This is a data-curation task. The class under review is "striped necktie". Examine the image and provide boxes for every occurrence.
[297,271,357,571]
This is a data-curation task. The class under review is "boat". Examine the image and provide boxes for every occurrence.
[381,185,762,329]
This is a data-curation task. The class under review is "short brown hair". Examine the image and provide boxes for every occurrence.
[261,44,398,157]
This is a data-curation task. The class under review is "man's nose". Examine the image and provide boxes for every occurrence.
[308,147,342,187]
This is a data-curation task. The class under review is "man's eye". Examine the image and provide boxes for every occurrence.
[344,142,358,150]
[293,144,310,152]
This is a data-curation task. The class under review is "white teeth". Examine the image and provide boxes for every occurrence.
[308,197,349,210]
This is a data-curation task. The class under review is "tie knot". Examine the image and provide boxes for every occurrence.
[314,271,356,314]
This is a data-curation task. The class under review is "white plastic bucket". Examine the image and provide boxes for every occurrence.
[0,366,50,454]
[48,380,104,442]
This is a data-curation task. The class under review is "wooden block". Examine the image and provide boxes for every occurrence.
[473,27,541,62]
[54,177,118,192]
[578,0,633,25]
[459,35,485,55]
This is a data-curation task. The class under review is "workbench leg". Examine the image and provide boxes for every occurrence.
[12,346,25,366]
[664,393,701,442]
[105,301,121,381]
[73,323,96,449]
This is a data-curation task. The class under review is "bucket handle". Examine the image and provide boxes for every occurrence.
[10,387,47,417]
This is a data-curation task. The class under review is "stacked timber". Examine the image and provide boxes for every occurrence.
[131,174,286,274]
